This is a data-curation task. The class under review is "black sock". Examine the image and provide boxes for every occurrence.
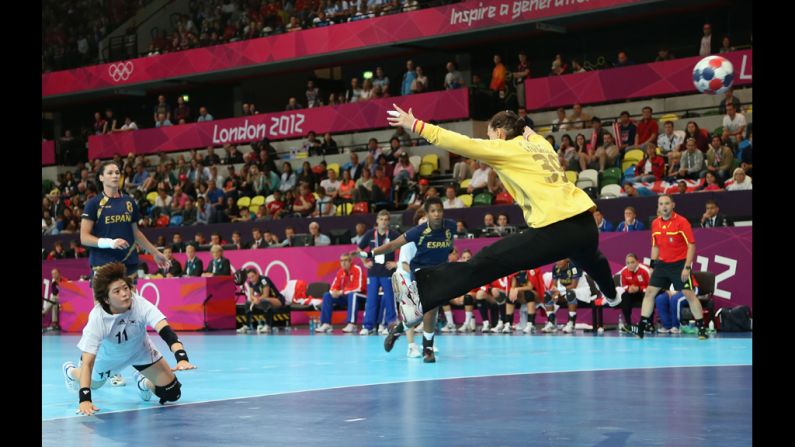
[529,313,536,324]
[499,303,507,321]
[478,302,489,322]
[489,303,499,325]
[422,336,434,351]
[622,308,632,325]
[548,312,556,324]
[503,312,513,325]
[695,318,705,329]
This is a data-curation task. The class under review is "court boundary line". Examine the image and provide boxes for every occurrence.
[42,363,751,422]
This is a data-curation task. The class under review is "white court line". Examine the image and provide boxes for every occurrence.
[42,363,751,422]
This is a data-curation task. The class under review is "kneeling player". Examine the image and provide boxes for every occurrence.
[62,262,197,415]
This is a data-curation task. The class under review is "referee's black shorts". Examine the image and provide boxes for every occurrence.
[649,260,695,291]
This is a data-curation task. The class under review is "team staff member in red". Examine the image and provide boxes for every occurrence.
[617,253,651,330]
[630,194,707,339]
[315,253,366,333]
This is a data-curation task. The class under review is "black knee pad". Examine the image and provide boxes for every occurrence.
[565,290,577,304]
[543,292,554,307]
[154,377,182,405]
[494,291,507,305]
[464,295,474,306]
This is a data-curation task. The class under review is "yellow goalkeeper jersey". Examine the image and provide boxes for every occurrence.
[416,121,595,228]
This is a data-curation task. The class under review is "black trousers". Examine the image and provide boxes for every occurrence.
[416,211,616,312]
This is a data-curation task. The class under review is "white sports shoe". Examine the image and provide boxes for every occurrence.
[342,323,357,333]
[359,327,375,335]
[63,361,77,393]
[315,323,332,333]
[501,322,513,333]
[513,323,526,332]
[490,321,504,333]
[597,327,605,334]
[110,374,126,387]
[562,321,574,333]
[469,319,477,331]
[657,327,670,334]
[236,325,250,334]
[457,322,473,333]
[669,327,681,334]
[441,322,456,332]
[523,323,536,334]
[481,320,491,332]
[378,325,389,336]
[407,343,421,358]
[257,324,271,334]
[134,371,152,402]
[542,321,557,333]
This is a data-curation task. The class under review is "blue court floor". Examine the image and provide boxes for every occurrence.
[43,330,752,446]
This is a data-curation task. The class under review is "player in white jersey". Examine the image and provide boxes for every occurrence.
[62,262,197,415]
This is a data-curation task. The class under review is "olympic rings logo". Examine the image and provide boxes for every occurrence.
[108,62,134,82]
[235,261,291,284]
[138,282,161,307]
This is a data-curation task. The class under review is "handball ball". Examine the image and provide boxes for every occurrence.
[692,55,734,95]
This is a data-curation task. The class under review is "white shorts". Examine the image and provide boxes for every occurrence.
[91,337,163,382]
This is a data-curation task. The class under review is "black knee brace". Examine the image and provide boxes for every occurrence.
[565,290,578,305]
[154,377,182,405]
[544,292,555,307]
[463,295,474,306]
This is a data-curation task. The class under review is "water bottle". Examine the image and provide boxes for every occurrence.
[708,320,716,333]
[309,318,315,334]
[617,313,625,332]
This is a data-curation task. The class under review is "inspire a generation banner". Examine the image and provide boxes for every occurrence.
[43,0,643,97]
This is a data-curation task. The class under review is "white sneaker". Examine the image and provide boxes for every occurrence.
[359,327,375,335]
[562,321,574,333]
[441,322,456,332]
[407,343,421,358]
[63,361,77,392]
[658,327,670,334]
[597,327,605,334]
[457,322,473,333]
[257,324,271,334]
[542,321,557,333]
[513,323,526,332]
[315,323,332,333]
[134,371,152,402]
[468,319,477,331]
[378,325,389,336]
[523,323,536,334]
[669,327,681,334]
[490,321,504,333]
[617,322,627,333]
[342,323,357,333]
[501,322,513,333]
[110,374,126,387]
[236,325,250,334]
[480,320,491,332]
